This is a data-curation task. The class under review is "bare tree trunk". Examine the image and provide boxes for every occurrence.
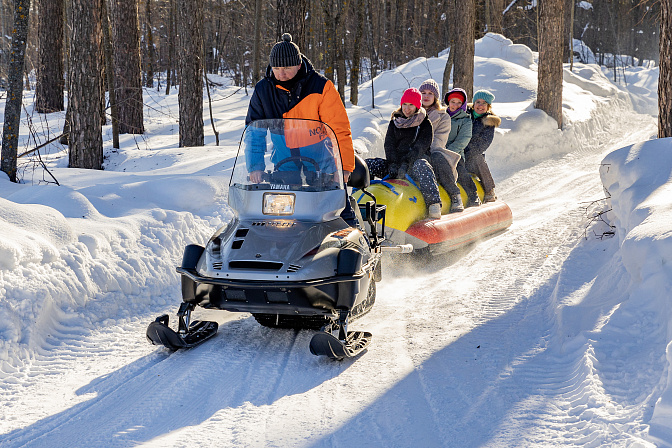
[490,0,504,34]
[453,0,475,100]
[277,0,307,50]
[145,0,155,88]
[659,0,672,137]
[109,0,144,134]
[102,0,119,149]
[442,46,454,99]
[336,36,346,102]
[537,0,565,128]
[1,0,32,182]
[68,0,103,169]
[165,0,175,95]
[35,0,64,113]
[563,0,574,63]
[251,0,263,85]
[322,1,336,82]
[177,0,204,147]
[322,0,347,101]
[350,0,364,106]
[569,0,575,70]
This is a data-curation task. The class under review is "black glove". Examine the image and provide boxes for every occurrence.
[397,164,408,178]
[388,164,398,179]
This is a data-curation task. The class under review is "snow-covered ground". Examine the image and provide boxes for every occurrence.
[1,33,670,447]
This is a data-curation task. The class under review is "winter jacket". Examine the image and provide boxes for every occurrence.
[426,107,451,153]
[245,58,355,172]
[383,108,434,172]
[426,106,459,177]
[465,106,501,155]
[445,109,472,159]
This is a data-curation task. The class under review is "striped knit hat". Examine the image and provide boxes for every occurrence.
[269,33,302,67]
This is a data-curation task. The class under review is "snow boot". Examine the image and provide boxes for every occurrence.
[428,203,442,219]
[449,194,464,213]
[466,194,481,208]
[483,189,497,203]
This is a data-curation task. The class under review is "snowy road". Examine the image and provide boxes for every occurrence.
[2,34,667,447]
[0,112,658,447]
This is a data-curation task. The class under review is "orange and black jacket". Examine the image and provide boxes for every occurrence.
[245,58,355,172]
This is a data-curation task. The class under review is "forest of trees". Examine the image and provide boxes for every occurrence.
[0,0,669,181]
[1,0,660,93]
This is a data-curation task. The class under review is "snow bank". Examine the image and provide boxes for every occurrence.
[600,139,672,443]
[0,157,233,365]
[351,33,656,175]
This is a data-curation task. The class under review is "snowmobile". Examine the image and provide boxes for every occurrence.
[354,176,512,253]
[146,118,411,360]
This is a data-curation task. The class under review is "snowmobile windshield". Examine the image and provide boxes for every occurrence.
[231,119,345,192]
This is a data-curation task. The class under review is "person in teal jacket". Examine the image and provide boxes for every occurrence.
[443,88,480,206]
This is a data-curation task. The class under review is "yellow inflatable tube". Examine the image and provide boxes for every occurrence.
[354,177,485,232]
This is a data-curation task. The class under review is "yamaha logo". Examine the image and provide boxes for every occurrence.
[252,221,297,227]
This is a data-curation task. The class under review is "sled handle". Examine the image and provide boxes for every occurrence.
[380,244,414,254]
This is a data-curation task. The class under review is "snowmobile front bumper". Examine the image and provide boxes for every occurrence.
[177,266,371,315]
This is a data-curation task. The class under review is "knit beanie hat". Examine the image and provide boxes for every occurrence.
[473,89,495,104]
[418,79,440,101]
[400,88,422,110]
[445,88,468,115]
[445,88,467,105]
[269,33,302,67]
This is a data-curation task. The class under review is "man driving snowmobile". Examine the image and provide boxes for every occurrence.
[245,33,357,224]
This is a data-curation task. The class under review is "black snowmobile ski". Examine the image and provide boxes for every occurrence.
[309,330,372,360]
[146,310,218,350]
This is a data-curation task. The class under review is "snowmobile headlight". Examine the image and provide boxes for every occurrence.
[263,193,295,215]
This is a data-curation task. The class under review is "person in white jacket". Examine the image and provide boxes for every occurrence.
[418,79,463,213]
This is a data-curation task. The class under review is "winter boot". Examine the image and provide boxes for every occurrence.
[483,189,497,203]
[449,194,464,213]
[428,203,442,219]
[466,194,481,208]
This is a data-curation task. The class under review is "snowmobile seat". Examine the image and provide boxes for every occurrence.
[348,154,370,190]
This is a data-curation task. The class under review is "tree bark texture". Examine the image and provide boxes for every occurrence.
[251,0,263,85]
[68,0,103,169]
[442,45,454,99]
[102,0,119,148]
[177,0,204,147]
[35,0,64,113]
[277,0,307,50]
[109,0,144,134]
[537,0,564,128]
[659,0,672,138]
[1,0,31,182]
[349,0,364,106]
[453,0,475,100]
[165,0,175,94]
[145,0,155,88]
[490,0,504,35]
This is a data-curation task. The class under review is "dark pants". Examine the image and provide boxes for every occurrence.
[430,152,460,196]
[430,152,478,198]
[341,195,358,227]
[465,150,495,193]
[456,157,479,199]
[365,157,441,206]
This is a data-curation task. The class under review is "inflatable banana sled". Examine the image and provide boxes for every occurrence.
[354,176,512,252]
